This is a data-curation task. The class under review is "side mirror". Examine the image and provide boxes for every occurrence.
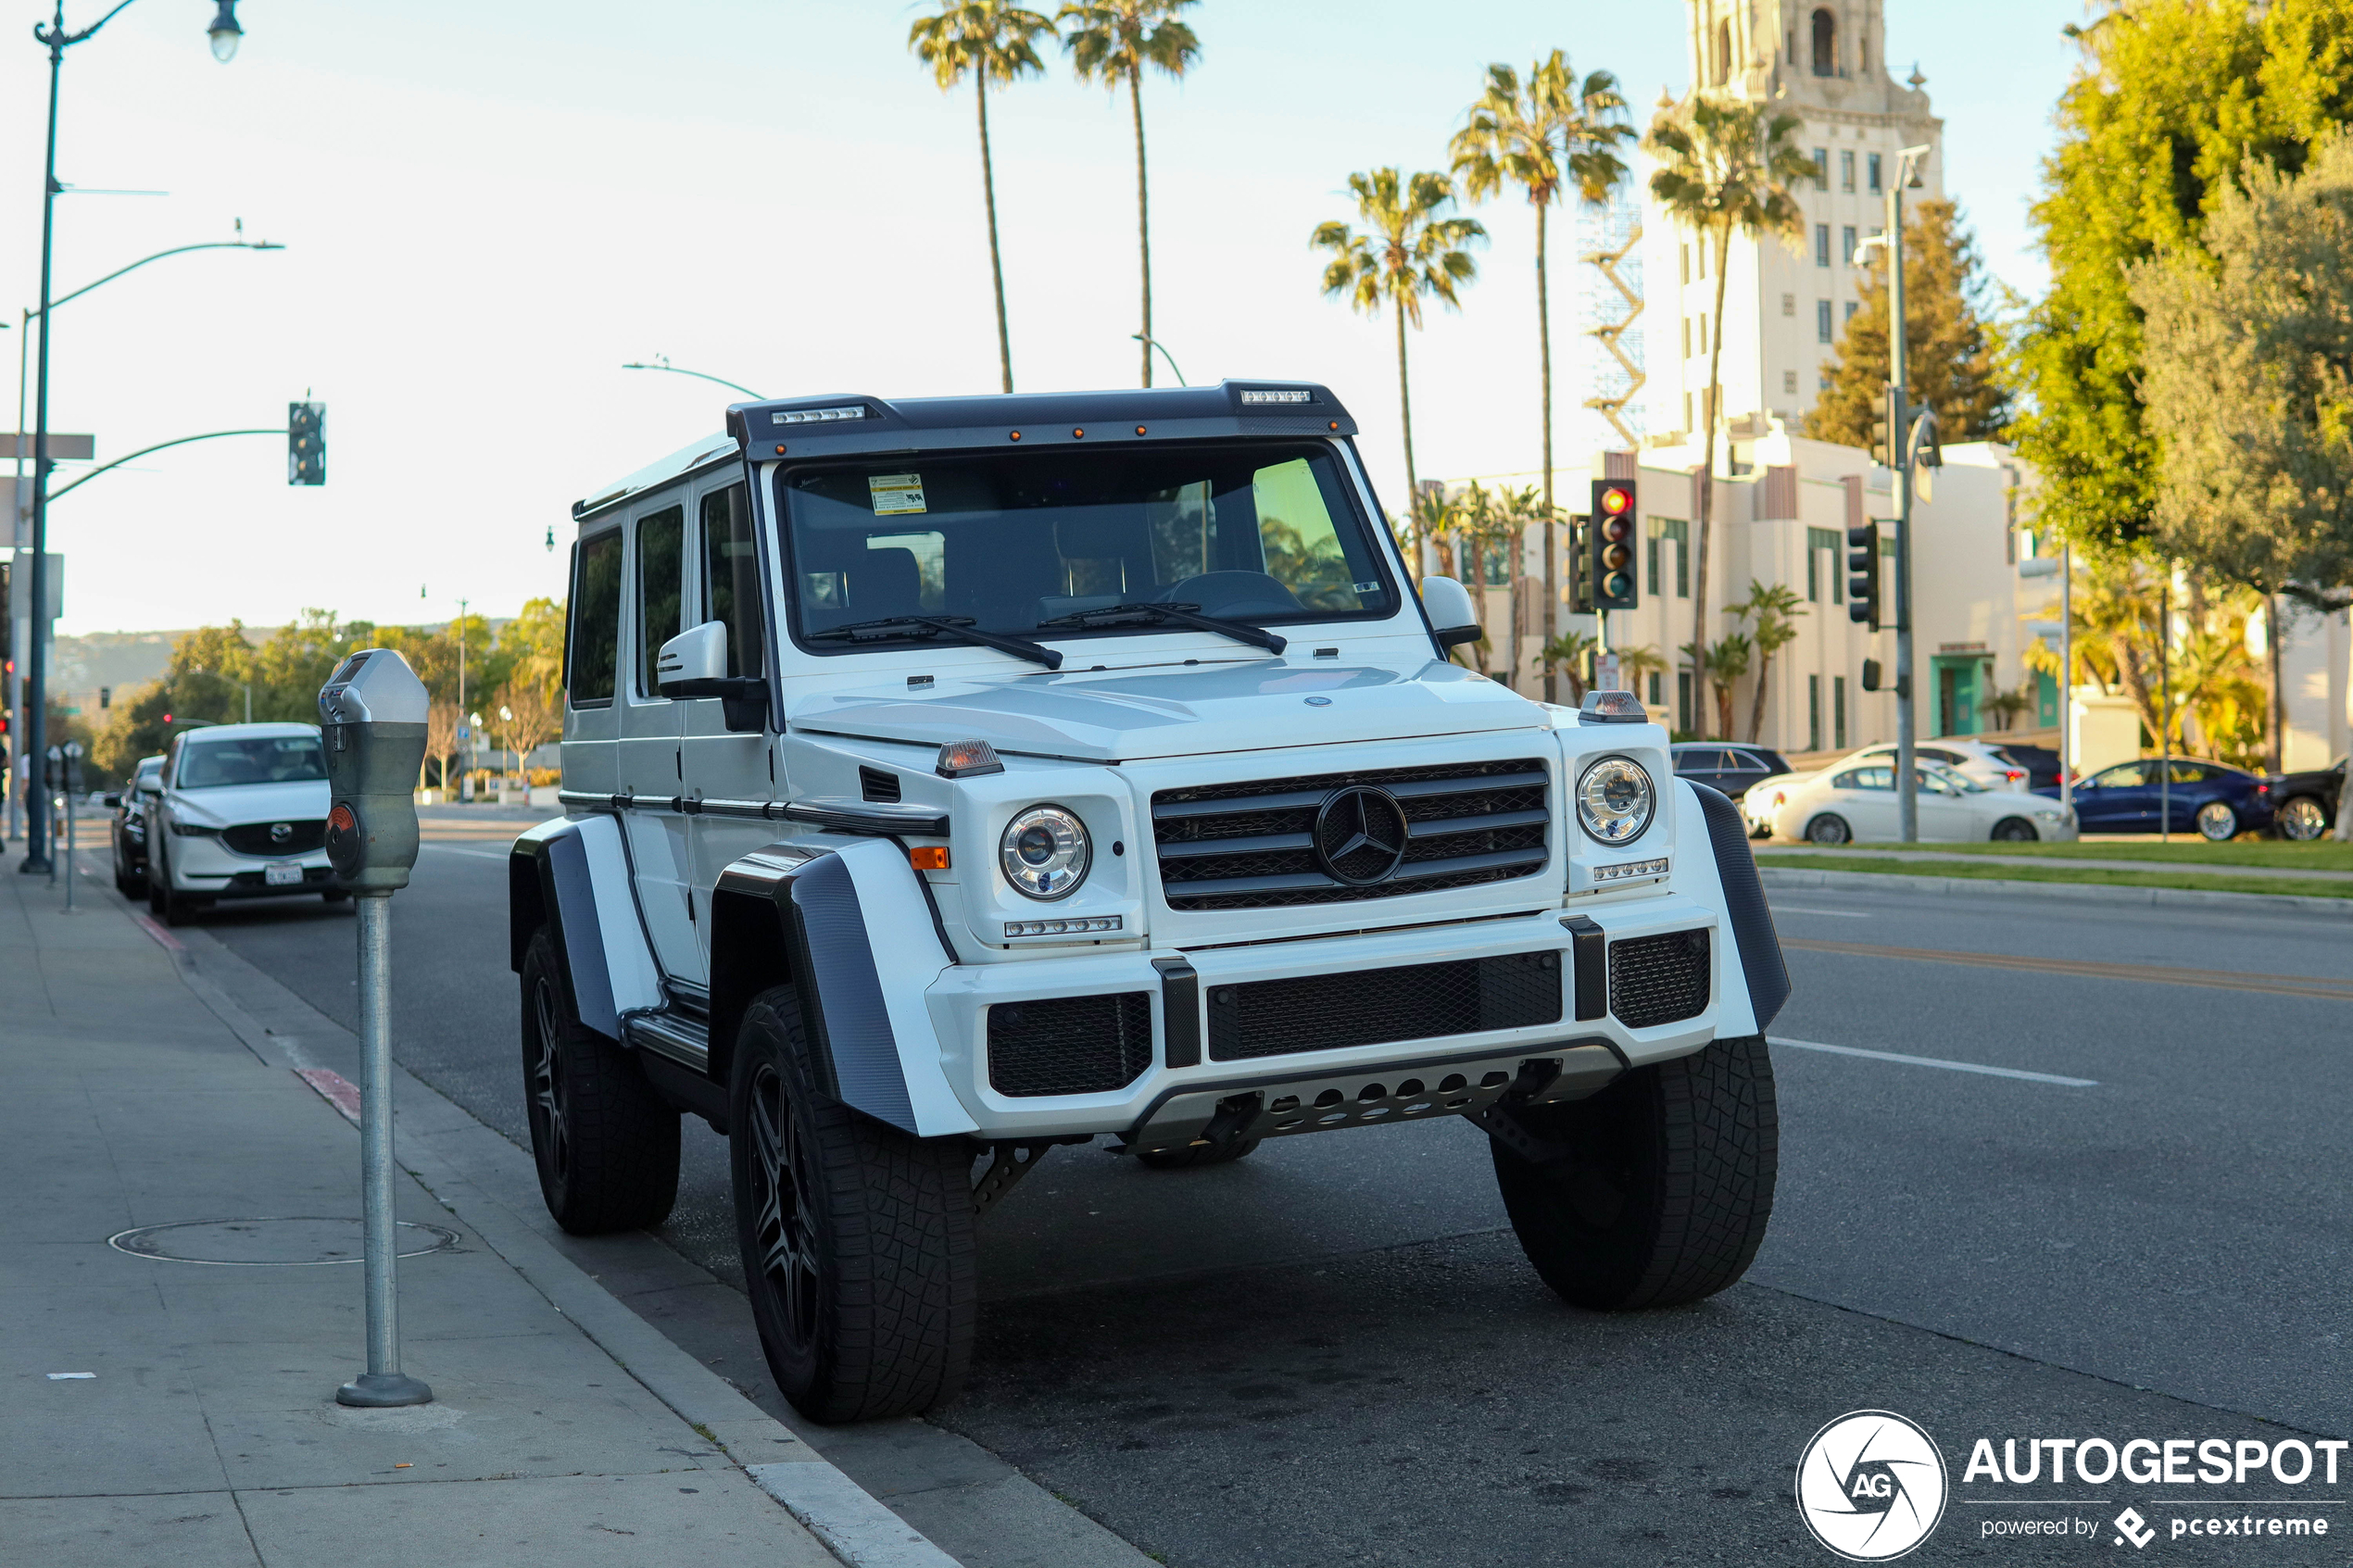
[103,793,121,809]
[656,621,728,694]
[1418,575,1482,650]
[658,619,769,734]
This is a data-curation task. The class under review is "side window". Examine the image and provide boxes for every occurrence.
[2091,762,2145,788]
[1855,767,1895,791]
[698,484,766,678]
[1831,769,1860,789]
[635,505,685,698]
[569,529,623,707]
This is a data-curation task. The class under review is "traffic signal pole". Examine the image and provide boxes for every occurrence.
[1888,146,1930,845]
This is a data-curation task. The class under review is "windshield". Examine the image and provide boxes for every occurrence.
[778,443,1394,652]
[177,735,327,788]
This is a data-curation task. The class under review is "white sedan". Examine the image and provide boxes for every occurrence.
[1768,761,2079,845]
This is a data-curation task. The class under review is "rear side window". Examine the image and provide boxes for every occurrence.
[699,484,765,679]
[635,506,685,698]
[1674,749,1727,774]
[569,530,623,707]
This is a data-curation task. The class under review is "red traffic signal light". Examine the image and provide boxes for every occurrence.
[1589,481,1639,609]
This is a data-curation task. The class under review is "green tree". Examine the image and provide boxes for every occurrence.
[1450,53,1631,696]
[2011,0,2353,555]
[1727,579,1806,743]
[1644,95,1811,737]
[1059,0,1200,388]
[912,1,1055,394]
[1682,632,1752,740]
[1312,169,1485,501]
[1805,201,2009,450]
[2132,132,2353,597]
[1540,626,1597,700]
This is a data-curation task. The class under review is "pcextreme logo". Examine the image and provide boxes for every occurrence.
[1796,1410,1951,1562]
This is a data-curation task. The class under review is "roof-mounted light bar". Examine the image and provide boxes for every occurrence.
[771,404,869,426]
[1239,389,1314,406]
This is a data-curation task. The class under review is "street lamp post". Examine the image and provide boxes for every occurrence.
[1882,145,1931,843]
[18,0,245,874]
[621,358,764,399]
[1131,333,1189,387]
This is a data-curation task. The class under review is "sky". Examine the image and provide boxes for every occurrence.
[0,1,2084,637]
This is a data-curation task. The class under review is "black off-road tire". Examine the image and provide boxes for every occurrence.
[520,929,680,1235]
[1491,1033,1778,1311]
[731,985,975,1424]
[1134,1137,1263,1170]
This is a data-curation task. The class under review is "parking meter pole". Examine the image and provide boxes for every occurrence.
[340,889,429,1406]
[319,646,433,1410]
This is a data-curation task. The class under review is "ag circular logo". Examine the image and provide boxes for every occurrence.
[1311,784,1408,885]
[1795,1410,1948,1561]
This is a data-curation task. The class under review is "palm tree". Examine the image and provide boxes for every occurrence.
[912,1,1055,393]
[1644,96,1811,736]
[1614,642,1668,709]
[1312,169,1485,501]
[1692,632,1753,740]
[1730,579,1806,742]
[1541,627,1597,700]
[1060,1,1201,387]
[1450,53,1631,700]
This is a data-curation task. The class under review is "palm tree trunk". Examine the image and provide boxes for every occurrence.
[1696,223,1731,735]
[1748,647,1771,742]
[1508,525,1527,692]
[1131,70,1151,389]
[1395,297,1417,498]
[1536,197,1555,705]
[978,74,1013,394]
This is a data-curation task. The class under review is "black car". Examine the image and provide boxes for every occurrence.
[2268,757,2346,841]
[1991,743,2066,791]
[107,754,166,896]
[1670,743,1793,802]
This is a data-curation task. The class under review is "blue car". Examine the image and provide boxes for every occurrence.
[2035,759,2273,840]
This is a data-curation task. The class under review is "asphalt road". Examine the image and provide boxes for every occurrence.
[195,827,2353,1565]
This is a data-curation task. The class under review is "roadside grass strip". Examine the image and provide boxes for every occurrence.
[1756,850,2353,899]
[1768,1036,2097,1086]
[1814,839,2353,872]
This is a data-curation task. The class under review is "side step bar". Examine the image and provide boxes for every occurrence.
[623,1011,711,1073]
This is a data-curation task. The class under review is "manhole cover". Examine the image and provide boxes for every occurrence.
[107,1217,461,1266]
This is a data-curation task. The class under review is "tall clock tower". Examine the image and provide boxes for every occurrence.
[1642,0,1944,443]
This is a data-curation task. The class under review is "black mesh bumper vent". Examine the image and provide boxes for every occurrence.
[988,992,1153,1097]
[1608,929,1712,1029]
[1151,759,1550,910]
[220,820,326,857]
[1206,950,1562,1061]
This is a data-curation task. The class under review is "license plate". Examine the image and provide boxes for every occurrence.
[265,863,304,887]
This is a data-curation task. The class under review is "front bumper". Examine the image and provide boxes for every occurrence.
[164,834,334,897]
[925,893,1726,1141]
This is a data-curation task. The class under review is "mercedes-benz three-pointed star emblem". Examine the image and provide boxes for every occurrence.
[1313,785,1410,885]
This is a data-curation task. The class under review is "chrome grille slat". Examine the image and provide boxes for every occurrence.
[1151,758,1552,911]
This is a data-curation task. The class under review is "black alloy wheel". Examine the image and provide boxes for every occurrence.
[745,1058,823,1356]
[518,928,679,1235]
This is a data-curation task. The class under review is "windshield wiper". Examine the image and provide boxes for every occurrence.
[806,615,1063,670]
[1033,602,1287,655]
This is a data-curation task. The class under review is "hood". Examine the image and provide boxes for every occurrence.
[786,659,1544,762]
[170,778,331,826]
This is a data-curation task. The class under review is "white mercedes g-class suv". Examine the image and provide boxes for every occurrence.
[510,382,1789,1424]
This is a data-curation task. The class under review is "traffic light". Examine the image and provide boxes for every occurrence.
[98,686,110,709]
[1566,514,1592,613]
[289,401,326,486]
[1847,521,1881,629]
[1861,659,1882,692]
[1589,480,1638,610]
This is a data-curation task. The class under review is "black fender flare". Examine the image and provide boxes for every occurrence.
[1688,781,1792,1031]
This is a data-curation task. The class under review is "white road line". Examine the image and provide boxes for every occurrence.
[1768,1035,2098,1087]
[1766,905,1873,918]
[419,842,509,860]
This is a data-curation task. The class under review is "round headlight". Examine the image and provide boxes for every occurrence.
[1000,805,1091,899]
[1577,757,1655,845]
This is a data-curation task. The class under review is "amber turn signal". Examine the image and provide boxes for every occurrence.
[909,846,950,872]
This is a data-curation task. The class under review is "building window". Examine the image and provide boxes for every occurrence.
[1819,374,1833,391]
[1868,152,1883,192]
[1841,149,1856,192]
[1714,19,1733,84]
[1811,7,1836,76]
[1812,148,1829,190]
[1844,300,1859,323]
[1783,370,1798,394]
[1651,517,1690,598]
[1680,244,1690,284]
[1697,314,1708,355]
[1683,392,1693,432]
[1806,526,1843,603]
[1781,292,1795,317]
[1841,225,1856,264]
[1833,675,1847,748]
[1808,674,1822,752]
[1681,316,1691,357]
[1698,244,1708,280]
[1649,671,1664,707]
[1815,224,1831,267]
[1678,670,1694,734]
[1817,300,1832,343]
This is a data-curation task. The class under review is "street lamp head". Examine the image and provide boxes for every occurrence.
[207,0,243,63]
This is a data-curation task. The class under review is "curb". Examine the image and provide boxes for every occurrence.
[159,920,964,1568]
[1759,865,2353,918]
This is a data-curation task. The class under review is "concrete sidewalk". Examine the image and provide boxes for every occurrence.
[0,864,954,1567]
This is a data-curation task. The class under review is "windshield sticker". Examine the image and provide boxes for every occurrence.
[869,473,926,515]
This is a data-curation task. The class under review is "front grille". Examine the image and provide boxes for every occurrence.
[220,820,325,857]
[988,992,1153,1097]
[1207,950,1562,1061]
[1608,929,1711,1029]
[1152,759,1551,910]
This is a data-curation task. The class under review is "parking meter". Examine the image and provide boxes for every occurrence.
[318,648,429,893]
[316,646,434,1408]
